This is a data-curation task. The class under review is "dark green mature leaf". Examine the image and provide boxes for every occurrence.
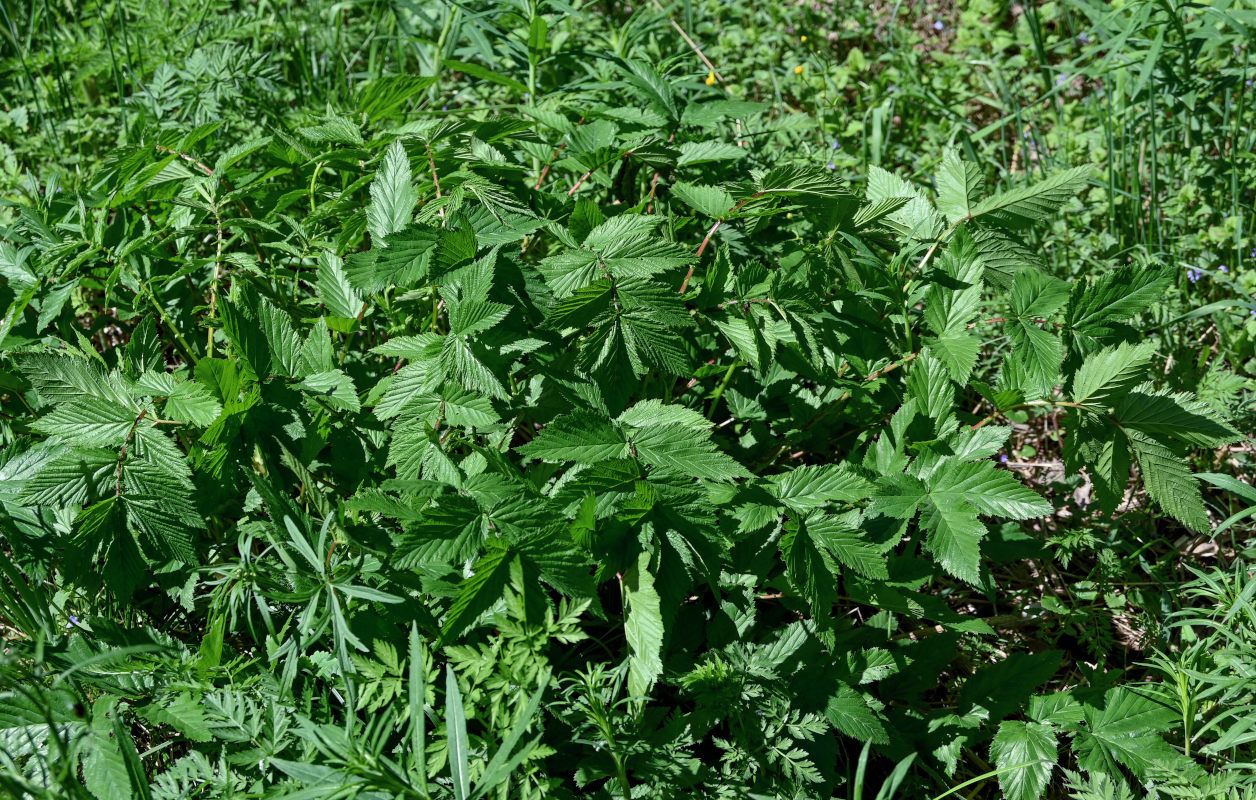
[1126,431,1210,533]
[781,518,839,619]
[1074,688,1188,781]
[1114,386,1241,447]
[825,684,889,744]
[920,499,986,584]
[441,543,515,642]
[1065,263,1174,355]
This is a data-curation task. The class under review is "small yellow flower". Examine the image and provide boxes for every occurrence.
[800,35,807,43]
[705,71,717,86]
[794,64,804,75]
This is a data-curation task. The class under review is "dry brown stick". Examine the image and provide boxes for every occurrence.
[651,0,723,83]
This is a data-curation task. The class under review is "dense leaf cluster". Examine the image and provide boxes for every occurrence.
[1,1,1253,799]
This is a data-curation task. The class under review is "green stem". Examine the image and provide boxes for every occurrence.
[707,360,740,420]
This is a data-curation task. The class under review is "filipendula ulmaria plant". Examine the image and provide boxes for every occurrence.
[0,43,1248,800]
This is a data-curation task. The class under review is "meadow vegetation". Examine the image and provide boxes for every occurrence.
[0,1,1255,798]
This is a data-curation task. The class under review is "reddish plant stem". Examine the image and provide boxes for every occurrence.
[567,167,597,197]
[156,145,213,177]
[534,141,567,190]
[678,192,764,294]
[568,148,637,197]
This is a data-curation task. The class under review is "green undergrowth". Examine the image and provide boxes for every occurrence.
[0,1,1253,798]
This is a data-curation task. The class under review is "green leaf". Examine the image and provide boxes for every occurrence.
[931,461,1052,520]
[920,499,986,584]
[768,464,872,510]
[33,396,138,446]
[1070,341,1155,407]
[444,59,529,94]
[347,225,440,294]
[1114,386,1241,447]
[299,114,363,146]
[394,496,485,567]
[624,551,664,700]
[866,166,946,240]
[164,381,222,426]
[317,250,364,318]
[630,424,751,481]
[927,330,982,384]
[1127,430,1210,533]
[782,517,839,618]
[969,166,1089,228]
[112,706,152,800]
[807,514,888,580]
[124,317,163,376]
[1011,269,1070,319]
[16,354,133,407]
[990,721,1056,800]
[141,694,212,742]
[368,140,418,243]
[960,651,1062,721]
[299,369,361,412]
[445,667,472,800]
[617,399,712,431]
[518,412,629,464]
[1075,687,1185,781]
[671,181,735,218]
[85,729,132,800]
[1197,472,1256,505]
[441,335,508,400]
[934,150,984,223]
[1065,263,1173,353]
[676,141,746,166]
[825,684,889,744]
[358,75,438,121]
[441,543,515,642]
[124,494,198,563]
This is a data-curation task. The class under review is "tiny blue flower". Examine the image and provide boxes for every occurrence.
[1056,74,1068,86]
[65,615,78,629]
[827,162,836,170]
[933,20,944,31]
[832,139,840,149]
[442,105,448,111]
[1187,268,1201,283]
[999,454,1009,463]
[1219,265,1228,273]
[1078,33,1090,45]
